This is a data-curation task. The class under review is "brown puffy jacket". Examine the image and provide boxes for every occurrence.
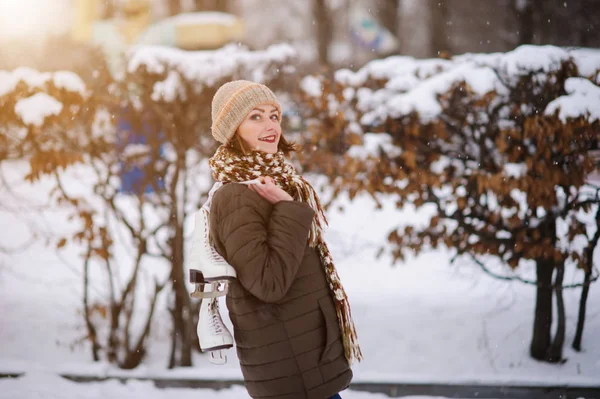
[210,183,352,399]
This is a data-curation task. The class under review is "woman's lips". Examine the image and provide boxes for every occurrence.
[258,135,277,143]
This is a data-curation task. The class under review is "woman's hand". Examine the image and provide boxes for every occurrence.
[248,176,293,204]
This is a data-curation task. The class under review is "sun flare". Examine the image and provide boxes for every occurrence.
[0,0,69,38]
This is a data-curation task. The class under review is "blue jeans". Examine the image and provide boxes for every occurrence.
[329,394,342,399]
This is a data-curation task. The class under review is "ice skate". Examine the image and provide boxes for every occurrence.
[188,207,236,364]
[197,292,234,365]
[188,207,236,293]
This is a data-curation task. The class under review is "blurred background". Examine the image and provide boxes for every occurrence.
[1,0,598,73]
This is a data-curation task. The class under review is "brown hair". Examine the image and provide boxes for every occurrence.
[228,132,300,157]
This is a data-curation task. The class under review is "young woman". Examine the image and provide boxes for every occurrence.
[205,80,362,399]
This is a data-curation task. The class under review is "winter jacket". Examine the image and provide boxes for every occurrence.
[209,183,352,399]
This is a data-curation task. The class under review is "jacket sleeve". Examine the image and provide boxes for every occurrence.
[213,184,315,303]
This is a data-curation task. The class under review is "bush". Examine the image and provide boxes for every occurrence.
[297,45,600,362]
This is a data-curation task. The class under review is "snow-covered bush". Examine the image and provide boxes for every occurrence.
[298,45,600,363]
[0,44,297,369]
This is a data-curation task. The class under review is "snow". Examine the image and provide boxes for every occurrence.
[0,71,18,97]
[152,70,187,102]
[545,77,600,122]
[0,68,87,97]
[330,45,600,127]
[128,43,296,90]
[497,45,571,76]
[569,48,600,78]
[347,133,402,160]
[0,371,445,399]
[51,72,87,95]
[383,63,501,121]
[14,93,63,127]
[300,75,323,98]
[503,163,528,178]
[10,67,51,88]
[126,44,296,104]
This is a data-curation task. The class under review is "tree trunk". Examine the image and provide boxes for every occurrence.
[572,270,592,351]
[314,0,333,68]
[167,157,193,368]
[577,0,597,47]
[573,205,600,351]
[429,0,449,57]
[546,263,565,362]
[172,218,193,367]
[168,293,177,369]
[515,0,534,45]
[120,281,163,369]
[530,258,555,360]
[377,0,400,43]
[83,251,100,361]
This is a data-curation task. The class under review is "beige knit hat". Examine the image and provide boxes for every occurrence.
[211,80,282,145]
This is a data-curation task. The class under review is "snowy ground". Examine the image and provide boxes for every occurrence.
[1,161,599,399]
[2,372,471,399]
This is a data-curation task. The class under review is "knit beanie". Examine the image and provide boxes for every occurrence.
[211,80,282,145]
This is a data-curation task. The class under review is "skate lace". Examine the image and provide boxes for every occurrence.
[202,214,224,263]
[209,300,223,334]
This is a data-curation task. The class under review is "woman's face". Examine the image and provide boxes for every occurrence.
[236,104,281,154]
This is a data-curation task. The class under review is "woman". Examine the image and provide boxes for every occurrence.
[206,80,362,399]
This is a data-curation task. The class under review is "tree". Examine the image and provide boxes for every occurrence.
[314,0,334,67]
[429,0,450,57]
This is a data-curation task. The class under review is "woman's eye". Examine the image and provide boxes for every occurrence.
[270,114,279,121]
[250,114,261,120]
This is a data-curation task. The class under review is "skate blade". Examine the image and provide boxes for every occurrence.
[189,269,235,284]
[208,349,228,365]
[190,288,226,299]
[190,281,229,299]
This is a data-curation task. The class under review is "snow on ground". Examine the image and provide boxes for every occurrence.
[1,160,599,395]
[1,372,455,399]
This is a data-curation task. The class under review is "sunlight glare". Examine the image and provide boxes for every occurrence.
[0,0,68,38]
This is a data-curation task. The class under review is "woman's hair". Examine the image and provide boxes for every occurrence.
[228,132,300,157]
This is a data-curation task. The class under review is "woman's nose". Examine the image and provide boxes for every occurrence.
[265,117,279,130]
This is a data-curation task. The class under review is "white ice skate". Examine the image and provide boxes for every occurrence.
[197,294,233,365]
[188,207,236,365]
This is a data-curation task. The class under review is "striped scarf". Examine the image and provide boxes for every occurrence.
[208,145,363,365]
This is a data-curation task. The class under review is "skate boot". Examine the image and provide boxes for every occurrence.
[188,207,237,287]
[188,207,236,364]
[197,292,234,365]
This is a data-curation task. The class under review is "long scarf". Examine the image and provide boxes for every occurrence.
[208,145,363,365]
